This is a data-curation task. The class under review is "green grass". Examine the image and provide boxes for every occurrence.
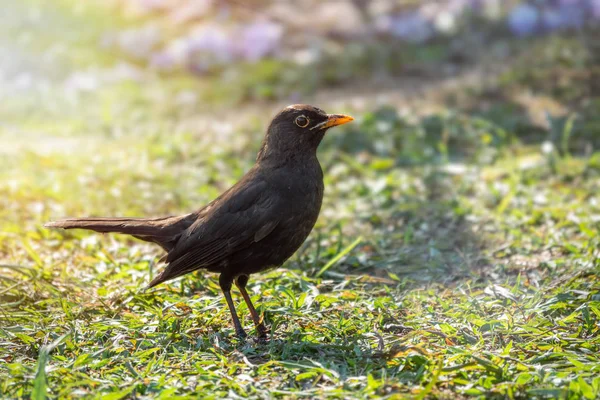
[1,1,599,399]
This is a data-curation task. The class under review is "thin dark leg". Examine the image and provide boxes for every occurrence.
[219,274,246,338]
[235,275,268,338]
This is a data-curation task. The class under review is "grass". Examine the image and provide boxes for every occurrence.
[1,1,600,399]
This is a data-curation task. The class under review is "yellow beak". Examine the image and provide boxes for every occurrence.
[312,114,354,130]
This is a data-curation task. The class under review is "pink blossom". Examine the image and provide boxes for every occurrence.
[234,20,283,62]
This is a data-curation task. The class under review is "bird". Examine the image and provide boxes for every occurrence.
[45,104,354,338]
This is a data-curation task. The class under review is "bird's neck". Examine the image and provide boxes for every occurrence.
[256,148,321,178]
[256,144,319,166]
[255,154,324,190]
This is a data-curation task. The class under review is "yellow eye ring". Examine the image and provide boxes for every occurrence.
[295,115,310,128]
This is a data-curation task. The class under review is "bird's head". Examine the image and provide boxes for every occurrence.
[257,104,354,162]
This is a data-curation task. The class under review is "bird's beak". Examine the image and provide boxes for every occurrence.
[311,114,354,130]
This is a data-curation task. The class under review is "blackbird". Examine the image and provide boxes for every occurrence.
[45,104,354,338]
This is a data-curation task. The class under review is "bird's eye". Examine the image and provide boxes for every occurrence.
[295,115,310,128]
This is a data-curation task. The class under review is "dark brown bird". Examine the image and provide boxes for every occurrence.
[45,104,354,338]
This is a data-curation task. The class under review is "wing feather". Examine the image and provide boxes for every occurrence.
[148,175,282,287]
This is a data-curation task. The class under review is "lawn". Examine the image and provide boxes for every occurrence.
[1,1,599,399]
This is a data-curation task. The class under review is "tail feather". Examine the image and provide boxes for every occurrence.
[45,214,196,251]
[45,216,180,235]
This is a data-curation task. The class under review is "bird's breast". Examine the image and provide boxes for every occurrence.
[277,163,323,209]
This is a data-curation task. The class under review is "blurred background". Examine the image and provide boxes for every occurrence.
[1,0,599,170]
[2,0,599,145]
[1,1,600,398]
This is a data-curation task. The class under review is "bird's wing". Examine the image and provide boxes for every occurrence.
[148,176,282,286]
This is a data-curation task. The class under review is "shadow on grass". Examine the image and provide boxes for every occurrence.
[310,73,600,285]
[328,190,490,285]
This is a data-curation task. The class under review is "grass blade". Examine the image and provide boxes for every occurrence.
[32,333,70,400]
[316,236,362,278]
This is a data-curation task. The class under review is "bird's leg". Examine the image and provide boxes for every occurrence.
[235,274,268,338]
[219,274,246,338]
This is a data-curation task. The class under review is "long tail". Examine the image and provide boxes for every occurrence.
[45,214,196,251]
